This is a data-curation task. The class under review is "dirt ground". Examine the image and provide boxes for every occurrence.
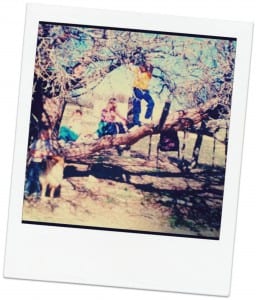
[22,132,225,239]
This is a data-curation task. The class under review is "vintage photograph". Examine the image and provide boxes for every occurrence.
[22,21,236,239]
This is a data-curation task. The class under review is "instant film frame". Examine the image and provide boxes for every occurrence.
[22,21,238,239]
[4,4,253,296]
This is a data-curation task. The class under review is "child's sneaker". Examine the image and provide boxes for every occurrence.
[128,125,140,132]
[31,193,41,202]
[24,193,32,201]
[58,139,66,147]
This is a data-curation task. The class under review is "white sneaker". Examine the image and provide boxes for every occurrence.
[141,121,154,126]
[129,125,140,132]
[58,140,66,147]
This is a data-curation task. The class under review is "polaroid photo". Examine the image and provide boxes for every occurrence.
[4,3,253,296]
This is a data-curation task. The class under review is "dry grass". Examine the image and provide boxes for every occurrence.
[23,103,226,239]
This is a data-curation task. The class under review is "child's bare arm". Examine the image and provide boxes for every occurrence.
[115,110,128,124]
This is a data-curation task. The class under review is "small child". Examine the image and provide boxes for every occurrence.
[127,60,155,128]
[58,109,83,143]
[97,97,127,138]
[24,127,53,201]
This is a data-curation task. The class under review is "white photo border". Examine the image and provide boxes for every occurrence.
[4,4,253,296]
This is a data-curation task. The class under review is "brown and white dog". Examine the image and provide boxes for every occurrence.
[39,155,65,198]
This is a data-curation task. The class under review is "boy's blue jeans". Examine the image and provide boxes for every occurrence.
[132,87,154,126]
[24,161,42,197]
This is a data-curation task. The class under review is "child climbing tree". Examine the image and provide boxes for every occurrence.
[29,22,236,162]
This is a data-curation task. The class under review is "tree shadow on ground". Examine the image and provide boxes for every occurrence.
[64,161,225,234]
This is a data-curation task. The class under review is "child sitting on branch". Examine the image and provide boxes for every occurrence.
[58,109,83,143]
[97,97,128,138]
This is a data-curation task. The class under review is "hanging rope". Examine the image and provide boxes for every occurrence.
[211,125,220,168]
[147,126,153,160]
[212,134,216,167]
[155,100,172,165]
[224,121,229,163]
[190,121,206,169]
[181,129,187,163]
